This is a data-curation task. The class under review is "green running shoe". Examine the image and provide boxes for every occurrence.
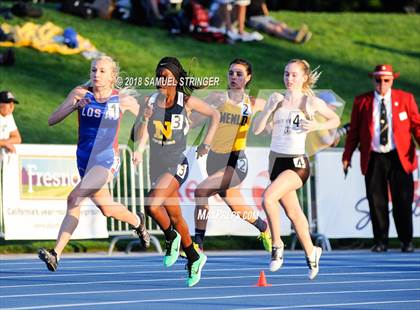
[186,252,207,287]
[258,230,272,252]
[163,230,181,267]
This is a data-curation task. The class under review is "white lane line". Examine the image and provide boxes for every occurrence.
[1,253,419,265]
[3,260,420,272]
[235,299,420,310]
[5,267,257,279]
[3,261,419,271]
[1,264,163,271]
[2,288,419,310]
[3,261,420,272]
[380,259,420,262]
[1,257,418,271]
[1,263,419,279]
[1,278,419,299]
[1,270,419,289]
[0,260,124,266]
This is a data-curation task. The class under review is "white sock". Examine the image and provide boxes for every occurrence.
[308,247,317,260]
[52,249,60,262]
[134,214,141,228]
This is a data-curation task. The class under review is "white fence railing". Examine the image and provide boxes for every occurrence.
[107,145,162,254]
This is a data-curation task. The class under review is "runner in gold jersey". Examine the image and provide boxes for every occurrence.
[192,59,272,251]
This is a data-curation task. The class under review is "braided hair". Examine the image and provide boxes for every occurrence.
[156,57,201,96]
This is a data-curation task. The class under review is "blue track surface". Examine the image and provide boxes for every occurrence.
[1,250,419,309]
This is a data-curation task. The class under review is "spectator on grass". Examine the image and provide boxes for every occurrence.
[245,0,311,43]
[209,0,263,41]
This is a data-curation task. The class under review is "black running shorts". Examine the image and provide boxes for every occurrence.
[206,150,248,182]
[150,157,189,188]
[268,151,310,184]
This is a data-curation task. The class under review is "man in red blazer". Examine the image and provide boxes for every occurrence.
[343,64,420,252]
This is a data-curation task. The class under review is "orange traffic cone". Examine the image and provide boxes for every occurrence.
[255,270,272,287]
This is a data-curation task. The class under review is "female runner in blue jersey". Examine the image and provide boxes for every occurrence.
[133,57,220,287]
[38,56,150,272]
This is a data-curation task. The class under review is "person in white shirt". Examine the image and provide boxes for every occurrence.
[0,91,22,161]
[253,59,339,279]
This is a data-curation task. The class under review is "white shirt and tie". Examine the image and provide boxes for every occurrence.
[371,89,395,153]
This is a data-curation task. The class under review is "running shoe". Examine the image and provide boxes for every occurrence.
[133,212,150,248]
[306,246,322,280]
[186,252,207,287]
[269,245,284,272]
[163,230,181,267]
[258,230,272,252]
[38,248,58,272]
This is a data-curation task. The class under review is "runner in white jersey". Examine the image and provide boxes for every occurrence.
[253,59,340,279]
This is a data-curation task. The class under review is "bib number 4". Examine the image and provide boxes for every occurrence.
[293,156,306,168]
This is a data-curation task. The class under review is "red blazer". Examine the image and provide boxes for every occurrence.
[343,89,420,175]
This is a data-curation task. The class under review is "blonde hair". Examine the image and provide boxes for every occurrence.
[84,55,120,88]
[287,59,321,96]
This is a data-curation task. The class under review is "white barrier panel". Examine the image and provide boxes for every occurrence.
[179,147,291,236]
[2,144,108,240]
[315,149,420,238]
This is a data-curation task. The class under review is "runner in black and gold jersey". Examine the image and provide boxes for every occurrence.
[192,59,272,251]
[134,57,220,287]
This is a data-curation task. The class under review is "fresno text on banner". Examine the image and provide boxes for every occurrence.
[2,144,108,240]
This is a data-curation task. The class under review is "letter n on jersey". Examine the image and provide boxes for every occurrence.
[153,121,172,139]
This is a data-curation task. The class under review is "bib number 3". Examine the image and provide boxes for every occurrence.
[176,164,188,179]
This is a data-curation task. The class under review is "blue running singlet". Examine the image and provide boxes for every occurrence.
[76,89,121,178]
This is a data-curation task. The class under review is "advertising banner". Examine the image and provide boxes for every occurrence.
[2,144,108,240]
[315,149,420,238]
[179,147,292,236]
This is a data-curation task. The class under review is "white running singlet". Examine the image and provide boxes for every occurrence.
[270,95,313,155]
